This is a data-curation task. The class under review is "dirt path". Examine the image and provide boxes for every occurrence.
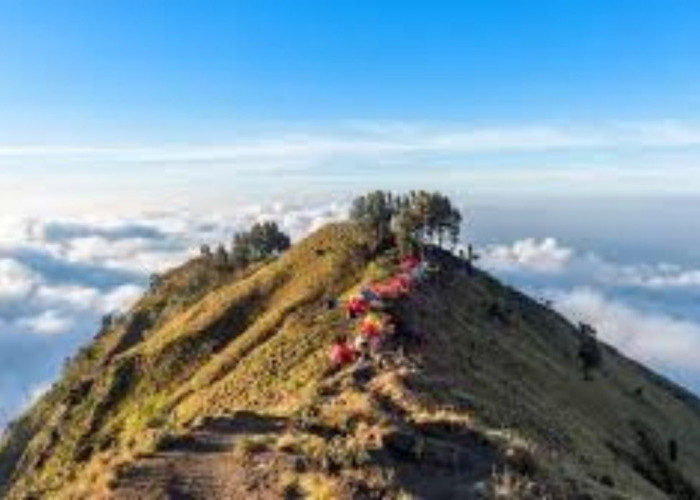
[110,412,287,500]
[110,366,502,499]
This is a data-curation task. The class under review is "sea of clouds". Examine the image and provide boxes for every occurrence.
[2,201,700,428]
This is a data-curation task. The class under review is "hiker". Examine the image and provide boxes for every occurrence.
[578,322,602,380]
[330,335,357,366]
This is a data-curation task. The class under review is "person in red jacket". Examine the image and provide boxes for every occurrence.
[330,335,357,366]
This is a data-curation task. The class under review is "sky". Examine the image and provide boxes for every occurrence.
[2,1,700,424]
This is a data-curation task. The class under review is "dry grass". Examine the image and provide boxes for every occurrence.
[234,435,273,457]
[298,473,342,500]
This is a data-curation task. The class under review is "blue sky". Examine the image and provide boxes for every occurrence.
[2,1,700,212]
[1,0,700,141]
[3,1,700,420]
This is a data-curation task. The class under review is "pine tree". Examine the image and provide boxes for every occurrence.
[214,244,229,269]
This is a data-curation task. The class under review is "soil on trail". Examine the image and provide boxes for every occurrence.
[110,365,504,500]
[111,412,287,500]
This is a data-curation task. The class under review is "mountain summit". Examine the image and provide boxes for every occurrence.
[2,202,700,499]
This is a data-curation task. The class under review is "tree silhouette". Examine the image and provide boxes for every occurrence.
[578,323,602,380]
[214,244,229,269]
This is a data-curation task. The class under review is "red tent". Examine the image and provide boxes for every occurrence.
[330,342,356,365]
[399,255,421,272]
[369,282,396,299]
[393,273,412,293]
[346,296,369,317]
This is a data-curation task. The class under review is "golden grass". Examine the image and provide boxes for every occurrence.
[298,472,342,500]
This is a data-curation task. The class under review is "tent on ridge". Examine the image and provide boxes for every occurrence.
[330,336,357,366]
[367,273,413,300]
[399,255,421,272]
[358,312,389,338]
[346,296,370,318]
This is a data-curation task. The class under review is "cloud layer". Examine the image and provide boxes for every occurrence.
[5,120,700,216]
[4,120,700,163]
[480,237,573,273]
[554,287,700,370]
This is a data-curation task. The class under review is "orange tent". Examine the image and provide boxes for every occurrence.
[358,312,386,338]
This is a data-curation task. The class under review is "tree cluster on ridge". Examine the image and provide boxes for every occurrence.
[203,221,291,270]
[350,190,462,254]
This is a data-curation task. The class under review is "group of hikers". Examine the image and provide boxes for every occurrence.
[329,254,432,368]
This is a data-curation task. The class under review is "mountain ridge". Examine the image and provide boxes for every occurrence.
[2,220,700,499]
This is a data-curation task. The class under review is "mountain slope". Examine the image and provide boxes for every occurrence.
[2,221,700,499]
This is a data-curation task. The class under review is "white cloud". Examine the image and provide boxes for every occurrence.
[27,381,51,405]
[553,288,700,370]
[18,310,74,336]
[598,261,700,290]
[482,237,700,292]
[2,120,700,164]
[481,238,573,273]
[98,285,145,314]
[0,258,39,301]
[6,120,700,217]
[62,235,188,274]
[36,284,101,310]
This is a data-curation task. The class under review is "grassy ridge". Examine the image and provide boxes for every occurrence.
[0,223,373,498]
[1,221,700,499]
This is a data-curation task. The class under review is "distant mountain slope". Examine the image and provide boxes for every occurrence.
[1,222,699,499]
